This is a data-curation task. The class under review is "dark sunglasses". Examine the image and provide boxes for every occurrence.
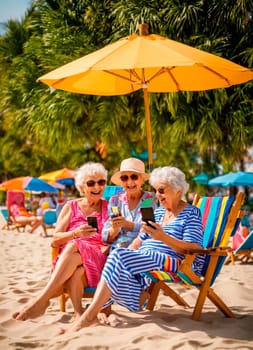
[85,179,106,187]
[153,187,165,194]
[120,173,139,182]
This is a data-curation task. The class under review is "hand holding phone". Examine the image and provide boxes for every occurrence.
[87,216,98,231]
[141,207,156,229]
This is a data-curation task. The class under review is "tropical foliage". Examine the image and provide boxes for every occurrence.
[0,0,252,188]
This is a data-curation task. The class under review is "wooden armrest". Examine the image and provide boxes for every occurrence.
[185,246,231,255]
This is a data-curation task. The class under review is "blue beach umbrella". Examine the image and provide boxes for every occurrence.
[24,177,58,192]
[208,171,253,187]
[57,178,75,186]
[193,172,213,185]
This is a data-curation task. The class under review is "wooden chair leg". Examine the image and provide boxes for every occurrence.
[146,281,162,310]
[147,281,189,311]
[207,288,235,318]
[60,293,67,312]
[191,256,218,321]
[160,281,189,307]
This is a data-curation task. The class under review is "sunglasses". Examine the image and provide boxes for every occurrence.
[85,179,106,187]
[153,187,165,194]
[120,173,139,182]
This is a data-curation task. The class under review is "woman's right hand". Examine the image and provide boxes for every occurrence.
[74,224,97,238]
[110,216,122,231]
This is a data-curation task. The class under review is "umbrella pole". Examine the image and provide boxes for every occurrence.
[143,87,153,172]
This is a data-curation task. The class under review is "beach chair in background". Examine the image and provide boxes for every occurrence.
[103,185,123,201]
[6,190,27,232]
[226,230,253,264]
[51,246,95,312]
[144,192,244,321]
[0,208,14,230]
[42,210,57,236]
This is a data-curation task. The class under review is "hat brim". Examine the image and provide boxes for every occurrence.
[111,170,149,186]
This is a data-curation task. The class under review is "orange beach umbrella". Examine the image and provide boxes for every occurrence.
[38,24,253,170]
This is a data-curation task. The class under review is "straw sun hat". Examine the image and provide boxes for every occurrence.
[111,158,149,185]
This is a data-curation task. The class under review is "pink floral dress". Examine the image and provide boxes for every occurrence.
[55,199,108,288]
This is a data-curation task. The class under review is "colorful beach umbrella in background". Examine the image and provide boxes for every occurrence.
[208,171,253,187]
[0,176,58,193]
[38,23,253,171]
[39,168,75,186]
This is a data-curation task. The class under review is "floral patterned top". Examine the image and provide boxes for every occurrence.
[102,191,157,249]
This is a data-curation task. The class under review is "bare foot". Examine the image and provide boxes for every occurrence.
[97,305,111,325]
[12,300,49,321]
[58,314,98,335]
[97,312,109,324]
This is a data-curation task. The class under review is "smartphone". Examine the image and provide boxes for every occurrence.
[110,206,120,218]
[141,207,156,228]
[87,216,98,230]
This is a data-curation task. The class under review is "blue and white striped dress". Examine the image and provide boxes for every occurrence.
[101,204,204,312]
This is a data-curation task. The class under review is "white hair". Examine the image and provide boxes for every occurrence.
[149,166,189,198]
[75,162,108,196]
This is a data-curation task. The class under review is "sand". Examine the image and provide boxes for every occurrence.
[0,218,253,350]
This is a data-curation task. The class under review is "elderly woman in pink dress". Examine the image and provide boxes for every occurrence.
[13,162,109,321]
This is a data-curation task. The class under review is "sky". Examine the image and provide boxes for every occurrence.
[0,0,31,22]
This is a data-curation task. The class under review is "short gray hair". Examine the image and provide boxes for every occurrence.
[75,162,108,196]
[149,166,189,198]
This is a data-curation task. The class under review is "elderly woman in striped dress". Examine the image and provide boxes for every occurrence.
[63,166,205,332]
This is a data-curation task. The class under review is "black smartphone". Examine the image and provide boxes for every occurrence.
[141,207,156,228]
[87,216,98,230]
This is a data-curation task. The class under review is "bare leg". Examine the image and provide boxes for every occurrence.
[13,243,82,321]
[67,267,112,322]
[66,266,86,319]
[62,278,112,333]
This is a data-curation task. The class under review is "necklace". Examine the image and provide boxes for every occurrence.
[163,200,185,224]
[163,210,175,224]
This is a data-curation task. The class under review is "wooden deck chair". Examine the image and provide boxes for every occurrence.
[51,247,96,312]
[144,192,245,321]
[226,229,253,264]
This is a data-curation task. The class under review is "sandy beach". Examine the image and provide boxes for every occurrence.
[0,219,253,350]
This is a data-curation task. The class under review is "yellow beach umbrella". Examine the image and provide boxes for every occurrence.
[39,167,75,183]
[38,24,253,170]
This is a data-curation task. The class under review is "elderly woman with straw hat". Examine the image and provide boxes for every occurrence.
[102,157,157,250]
